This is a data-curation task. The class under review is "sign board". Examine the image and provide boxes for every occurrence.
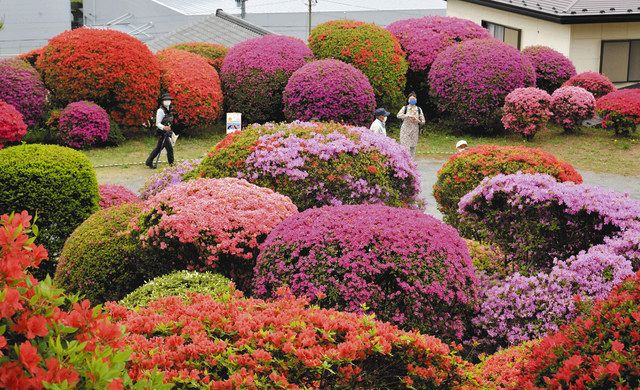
[226,112,242,134]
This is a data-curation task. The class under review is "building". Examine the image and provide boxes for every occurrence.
[447,0,640,85]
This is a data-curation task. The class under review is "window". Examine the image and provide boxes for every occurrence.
[482,21,521,49]
[601,40,640,83]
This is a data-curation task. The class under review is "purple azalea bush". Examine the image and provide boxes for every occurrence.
[139,159,201,200]
[283,59,376,126]
[0,62,48,127]
[522,46,577,93]
[551,86,596,132]
[58,101,110,149]
[254,204,479,340]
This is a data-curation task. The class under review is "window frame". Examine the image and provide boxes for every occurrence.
[481,20,522,49]
[600,39,640,83]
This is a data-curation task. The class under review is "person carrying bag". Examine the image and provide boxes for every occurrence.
[397,92,425,157]
[145,93,175,169]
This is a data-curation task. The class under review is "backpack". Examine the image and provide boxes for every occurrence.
[402,105,423,117]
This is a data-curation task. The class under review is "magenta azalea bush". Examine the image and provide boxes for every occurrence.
[550,86,595,132]
[98,184,139,209]
[254,204,478,340]
[132,177,298,291]
[139,159,201,200]
[0,62,48,127]
[283,59,375,126]
[502,87,552,140]
[58,101,110,149]
[563,71,616,99]
[221,35,313,123]
[522,46,576,93]
[0,100,28,148]
[429,39,536,131]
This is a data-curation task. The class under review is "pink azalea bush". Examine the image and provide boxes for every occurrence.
[501,87,553,140]
[0,61,48,127]
[132,178,298,291]
[283,59,376,126]
[522,46,576,93]
[563,71,616,98]
[221,35,313,123]
[98,184,139,209]
[58,101,110,149]
[139,159,201,200]
[429,39,536,131]
[596,89,640,136]
[0,100,27,148]
[254,204,479,340]
[550,86,596,132]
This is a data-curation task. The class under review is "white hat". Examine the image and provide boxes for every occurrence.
[456,140,468,148]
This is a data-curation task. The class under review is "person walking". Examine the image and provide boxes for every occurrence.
[397,92,425,157]
[145,93,175,169]
[370,108,390,136]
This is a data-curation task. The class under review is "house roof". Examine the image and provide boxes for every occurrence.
[455,0,640,23]
[147,9,271,52]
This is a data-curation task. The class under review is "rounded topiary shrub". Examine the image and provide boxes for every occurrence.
[433,145,582,229]
[139,158,200,200]
[133,178,298,292]
[309,20,408,110]
[221,35,313,124]
[429,39,536,131]
[0,144,99,276]
[283,59,376,126]
[119,271,233,308]
[0,100,27,148]
[597,89,640,136]
[197,121,421,210]
[551,86,596,132]
[563,71,616,98]
[0,60,48,127]
[157,48,223,129]
[54,203,153,303]
[168,42,228,72]
[37,28,161,127]
[58,101,110,149]
[522,46,576,93]
[99,184,139,209]
[0,57,39,74]
[501,87,553,140]
[254,204,478,340]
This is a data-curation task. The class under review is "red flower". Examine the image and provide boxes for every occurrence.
[18,342,41,374]
[367,165,378,174]
[25,315,48,339]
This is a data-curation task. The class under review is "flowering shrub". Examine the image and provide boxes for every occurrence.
[167,42,227,71]
[0,101,27,148]
[429,39,536,130]
[109,291,472,388]
[283,59,376,126]
[19,48,44,68]
[221,35,313,123]
[132,178,297,291]
[58,101,110,149]
[501,87,553,140]
[197,121,421,210]
[0,58,39,75]
[466,239,508,279]
[522,46,576,93]
[563,71,616,98]
[597,89,640,136]
[0,61,48,127]
[471,340,539,388]
[156,49,223,128]
[551,86,596,132]
[0,211,167,389]
[309,20,408,109]
[139,159,200,200]
[37,28,161,127]
[98,184,139,209]
[433,145,582,229]
[254,205,478,340]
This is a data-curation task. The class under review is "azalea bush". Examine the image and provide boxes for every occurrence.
[139,159,200,200]
[167,42,227,71]
[501,87,553,140]
[58,101,110,149]
[283,59,376,126]
[221,35,313,123]
[156,49,223,129]
[551,86,596,132]
[309,20,408,109]
[98,184,139,209]
[433,145,582,229]
[198,121,421,210]
[132,178,297,291]
[522,46,576,93]
[466,239,507,279]
[0,61,48,127]
[37,28,161,127]
[254,204,478,340]
[0,100,27,148]
[563,71,616,98]
[597,89,640,136]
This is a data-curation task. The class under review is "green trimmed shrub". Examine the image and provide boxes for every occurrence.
[120,271,233,309]
[0,144,99,277]
[54,203,155,303]
[168,42,228,72]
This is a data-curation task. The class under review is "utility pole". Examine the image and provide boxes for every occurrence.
[236,0,247,19]
[307,0,316,36]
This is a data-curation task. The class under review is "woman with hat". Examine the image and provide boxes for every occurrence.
[145,93,175,169]
[370,107,390,136]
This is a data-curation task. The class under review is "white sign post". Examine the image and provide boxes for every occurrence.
[226,112,242,134]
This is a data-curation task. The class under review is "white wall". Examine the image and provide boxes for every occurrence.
[571,22,640,74]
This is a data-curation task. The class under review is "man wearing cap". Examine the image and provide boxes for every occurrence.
[146,93,175,169]
[456,140,468,153]
[370,108,390,136]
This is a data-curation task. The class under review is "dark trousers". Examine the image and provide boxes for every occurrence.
[146,134,174,167]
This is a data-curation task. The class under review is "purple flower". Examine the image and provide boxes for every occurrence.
[0,61,48,127]
[58,101,110,149]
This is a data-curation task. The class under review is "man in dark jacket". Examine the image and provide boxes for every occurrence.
[145,93,175,169]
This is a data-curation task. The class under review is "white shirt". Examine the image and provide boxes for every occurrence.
[369,119,386,136]
[156,108,167,130]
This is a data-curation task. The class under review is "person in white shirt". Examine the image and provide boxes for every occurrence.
[145,93,175,169]
[370,108,390,136]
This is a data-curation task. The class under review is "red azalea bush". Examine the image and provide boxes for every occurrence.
[551,86,596,132]
[502,87,553,140]
[471,340,539,388]
[167,42,227,72]
[0,61,48,127]
[98,184,139,209]
[563,71,616,98]
[0,101,27,148]
[309,20,408,109]
[597,89,640,136]
[19,48,44,68]
[254,204,478,340]
[37,28,161,127]
[522,46,576,93]
[156,49,223,129]
[283,59,376,126]
[109,291,472,388]
[221,35,313,124]
[58,101,110,149]
[429,39,536,131]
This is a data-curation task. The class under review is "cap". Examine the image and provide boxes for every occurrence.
[374,108,390,117]
[160,92,173,101]
[456,140,468,148]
